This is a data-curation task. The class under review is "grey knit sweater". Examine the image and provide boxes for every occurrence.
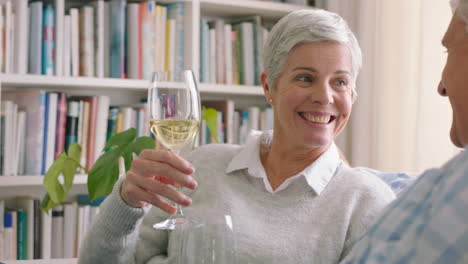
[78,143,395,264]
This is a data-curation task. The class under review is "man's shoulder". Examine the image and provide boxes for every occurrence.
[335,165,396,200]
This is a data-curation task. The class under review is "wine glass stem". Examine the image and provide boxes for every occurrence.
[172,149,185,218]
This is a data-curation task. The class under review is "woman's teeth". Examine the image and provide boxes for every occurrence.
[300,113,331,124]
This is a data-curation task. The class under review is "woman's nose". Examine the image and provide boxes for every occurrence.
[437,81,447,96]
[312,84,334,105]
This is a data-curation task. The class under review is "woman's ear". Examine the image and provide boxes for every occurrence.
[261,71,273,105]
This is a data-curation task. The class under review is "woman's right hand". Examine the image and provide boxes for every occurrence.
[120,149,198,214]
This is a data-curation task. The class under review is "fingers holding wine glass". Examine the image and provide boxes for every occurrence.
[120,150,198,213]
[120,178,178,214]
[139,149,197,187]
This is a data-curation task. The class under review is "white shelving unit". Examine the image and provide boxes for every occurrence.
[0,0,315,262]
[199,0,310,19]
[0,73,264,95]
[0,175,87,200]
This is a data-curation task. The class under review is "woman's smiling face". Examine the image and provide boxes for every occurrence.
[265,41,354,150]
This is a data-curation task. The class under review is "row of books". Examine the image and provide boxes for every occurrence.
[0,92,272,176]
[0,0,185,81]
[0,195,105,260]
[202,100,273,145]
[199,17,268,86]
[257,0,326,7]
[1,92,111,176]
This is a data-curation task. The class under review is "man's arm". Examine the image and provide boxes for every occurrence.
[354,167,418,196]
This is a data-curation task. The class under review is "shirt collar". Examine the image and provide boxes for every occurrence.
[226,130,342,195]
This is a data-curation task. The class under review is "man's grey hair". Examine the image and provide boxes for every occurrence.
[451,0,468,32]
[262,9,362,97]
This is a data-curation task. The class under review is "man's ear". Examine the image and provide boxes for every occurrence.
[261,71,273,104]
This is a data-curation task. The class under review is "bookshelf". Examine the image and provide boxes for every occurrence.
[0,176,87,201]
[0,0,315,262]
[0,74,264,95]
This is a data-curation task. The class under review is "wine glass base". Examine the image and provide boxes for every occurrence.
[153,216,204,230]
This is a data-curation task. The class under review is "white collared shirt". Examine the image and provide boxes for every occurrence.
[226,130,342,195]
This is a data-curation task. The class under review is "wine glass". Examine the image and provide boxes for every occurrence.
[148,70,201,230]
[179,214,239,264]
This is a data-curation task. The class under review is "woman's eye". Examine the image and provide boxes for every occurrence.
[296,75,312,82]
[332,79,350,91]
[335,79,347,87]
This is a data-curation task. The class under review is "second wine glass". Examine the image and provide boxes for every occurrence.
[147,70,201,230]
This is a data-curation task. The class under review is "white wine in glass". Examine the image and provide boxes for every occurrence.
[149,120,199,152]
[148,70,201,230]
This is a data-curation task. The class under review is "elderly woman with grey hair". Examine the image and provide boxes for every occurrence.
[79,9,395,264]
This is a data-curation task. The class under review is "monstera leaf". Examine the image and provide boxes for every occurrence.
[41,128,155,211]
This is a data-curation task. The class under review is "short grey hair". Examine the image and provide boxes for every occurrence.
[262,9,362,96]
[451,0,468,32]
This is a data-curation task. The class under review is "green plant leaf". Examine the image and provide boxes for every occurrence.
[40,194,54,214]
[87,146,125,200]
[41,144,82,212]
[104,128,136,149]
[43,154,67,204]
[203,107,219,143]
[41,129,155,210]
[67,143,82,161]
[131,136,156,157]
[88,130,156,200]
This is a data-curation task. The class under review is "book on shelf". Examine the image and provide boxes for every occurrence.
[3,1,12,74]
[126,3,141,79]
[43,93,58,174]
[55,0,65,77]
[42,4,55,76]
[55,93,68,159]
[199,18,210,83]
[109,0,126,78]
[28,1,43,75]
[13,0,29,75]
[40,209,52,259]
[63,203,77,258]
[63,14,72,77]
[79,6,95,77]
[78,100,90,170]
[0,200,4,260]
[167,2,185,81]
[209,27,216,83]
[70,7,80,77]
[51,205,64,259]
[91,0,106,79]
[94,96,111,162]
[3,210,17,260]
[154,5,167,73]
[65,101,80,152]
[140,1,155,80]
[165,18,176,79]
[224,23,233,85]
[214,19,225,84]
[0,5,4,74]
[102,1,111,77]
[16,209,26,260]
